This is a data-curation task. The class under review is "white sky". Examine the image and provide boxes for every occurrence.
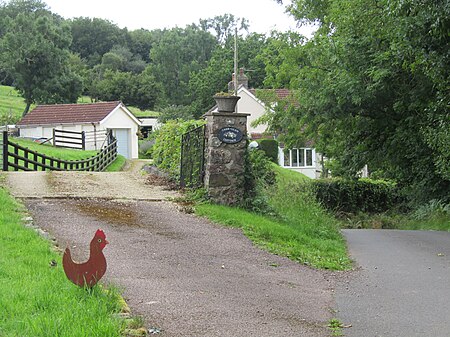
[43,0,313,36]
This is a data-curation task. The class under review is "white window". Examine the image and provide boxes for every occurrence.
[283,148,315,168]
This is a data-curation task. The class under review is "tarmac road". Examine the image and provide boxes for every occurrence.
[336,229,450,337]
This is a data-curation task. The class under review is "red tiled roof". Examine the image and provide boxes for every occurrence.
[248,88,292,100]
[17,101,122,126]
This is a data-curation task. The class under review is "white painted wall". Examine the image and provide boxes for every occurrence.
[101,105,140,159]
[18,105,140,159]
[235,88,268,134]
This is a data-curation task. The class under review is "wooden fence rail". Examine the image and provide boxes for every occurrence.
[1,131,117,172]
[53,129,85,150]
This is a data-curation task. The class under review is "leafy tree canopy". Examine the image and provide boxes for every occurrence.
[268,0,449,203]
[0,5,82,114]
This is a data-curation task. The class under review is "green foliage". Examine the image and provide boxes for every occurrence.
[196,164,351,270]
[69,17,129,66]
[152,119,205,180]
[157,105,194,123]
[268,0,450,204]
[150,26,217,106]
[0,7,82,114]
[90,67,160,110]
[242,149,277,214]
[257,139,279,163]
[412,200,450,221]
[0,85,31,123]
[0,187,124,336]
[311,178,402,214]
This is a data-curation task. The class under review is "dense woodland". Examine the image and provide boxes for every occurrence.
[0,0,448,205]
[0,0,272,118]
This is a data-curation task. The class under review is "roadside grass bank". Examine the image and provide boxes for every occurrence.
[8,137,126,172]
[342,208,450,232]
[195,164,351,271]
[0,186,126,337]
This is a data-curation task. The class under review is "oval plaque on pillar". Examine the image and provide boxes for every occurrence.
[218,127,243,144]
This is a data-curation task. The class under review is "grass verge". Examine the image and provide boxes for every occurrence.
[195,165,351,270]
[0,187,125,337]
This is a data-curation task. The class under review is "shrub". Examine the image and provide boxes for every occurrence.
[152,119,205,180]
[311,178,403,214]
[242,149,276,214]
[257,139,279,163]
[138,139,154,159]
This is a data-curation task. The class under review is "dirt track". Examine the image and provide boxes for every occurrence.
[2,163,337,337]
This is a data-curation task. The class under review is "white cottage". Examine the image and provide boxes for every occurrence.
[17,101,140,159]
[210,71,322,179]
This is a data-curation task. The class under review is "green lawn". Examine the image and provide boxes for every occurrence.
[0,85,31,123]
[195,165,352,270]
[127,106,159,118]
[0,186,125,336]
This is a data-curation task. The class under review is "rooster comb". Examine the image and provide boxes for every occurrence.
[95,229,106,239]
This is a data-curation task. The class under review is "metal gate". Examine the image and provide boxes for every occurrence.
[180,125,206,188]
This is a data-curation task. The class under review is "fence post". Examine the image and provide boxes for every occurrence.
[53,128,56,147]
[81,131,85,150]
[2,131,8,171]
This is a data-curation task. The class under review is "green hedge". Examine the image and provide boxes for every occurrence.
[312,178,402,213]
[152,119,205,180]
[257,139,279,163]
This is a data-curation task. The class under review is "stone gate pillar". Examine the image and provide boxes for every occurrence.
[204,111,249,206]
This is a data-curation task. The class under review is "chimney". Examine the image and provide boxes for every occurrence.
[228,68,249,92]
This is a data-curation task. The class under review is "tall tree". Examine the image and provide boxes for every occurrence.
[69,17,128,66]
[268,0,449,203]
[149,25,217,106]
[0,9,82,114]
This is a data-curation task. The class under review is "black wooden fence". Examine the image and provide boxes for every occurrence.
[180,125,206,188]
[1,131,117,172]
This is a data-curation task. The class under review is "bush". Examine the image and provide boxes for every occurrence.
[138,139,154,159]
[152,119,205,180]
[257,139,278,163]
[242,149,276,214]
[312,178,403,214]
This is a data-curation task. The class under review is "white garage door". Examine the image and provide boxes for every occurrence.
[113,129,130,158]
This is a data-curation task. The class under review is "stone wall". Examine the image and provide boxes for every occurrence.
[204,111,249,206]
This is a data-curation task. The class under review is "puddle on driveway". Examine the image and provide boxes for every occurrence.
[74,199,183,240]
[75,200,141,227]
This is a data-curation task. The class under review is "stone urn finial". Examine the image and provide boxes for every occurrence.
[213,93,241,112]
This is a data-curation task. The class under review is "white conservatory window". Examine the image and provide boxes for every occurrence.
[283,148,315,168]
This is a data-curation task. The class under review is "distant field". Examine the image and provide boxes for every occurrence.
[0,85,31,123]
[0,85,159,123]
[127,106,159,118]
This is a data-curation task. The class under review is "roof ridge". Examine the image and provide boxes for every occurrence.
[36,101,121,107]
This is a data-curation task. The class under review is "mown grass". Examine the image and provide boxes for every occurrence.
[8,137,126,172]
[196,165,351,270]
[127,106,159,118]
[0,186,124,337]
[0,85,30,123]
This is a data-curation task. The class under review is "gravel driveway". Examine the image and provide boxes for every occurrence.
[3,164,337,336]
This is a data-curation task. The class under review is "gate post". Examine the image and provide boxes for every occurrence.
[2,131,8,171]
[203,110,249,206]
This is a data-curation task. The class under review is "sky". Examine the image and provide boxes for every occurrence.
[43,0,313,36]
